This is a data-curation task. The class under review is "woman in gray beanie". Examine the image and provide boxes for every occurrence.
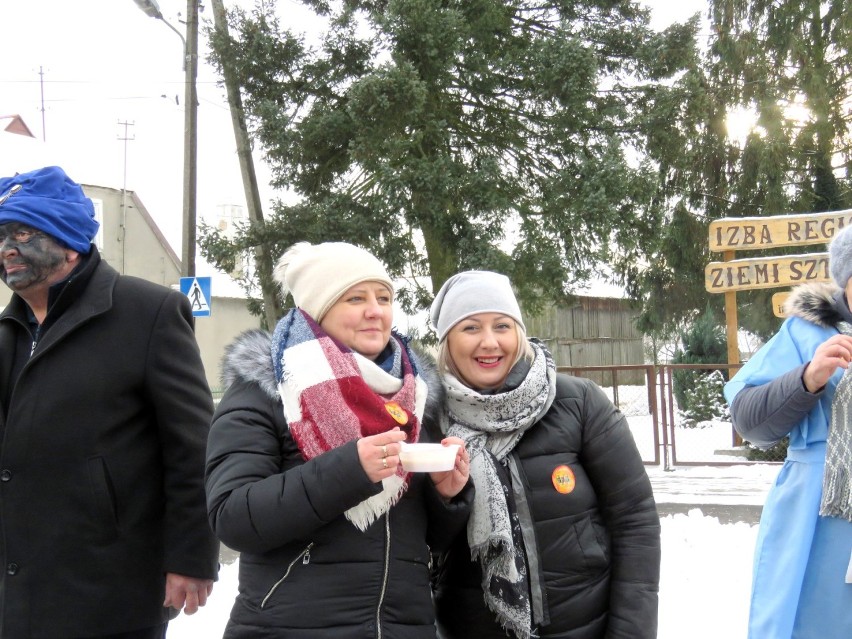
[429,270,660,639]
[724,225,852,639]
[205,242,473,638]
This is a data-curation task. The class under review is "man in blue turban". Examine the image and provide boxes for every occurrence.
[0,166,219,638]
[0,166,100,319]
[0,165,100,252]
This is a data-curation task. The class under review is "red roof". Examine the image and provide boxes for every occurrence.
[0,115,36,138]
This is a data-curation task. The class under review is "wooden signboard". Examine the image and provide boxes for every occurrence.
[709,209,852,252]
[705,252,830,293]
[772,292,790,318]
[705,210,849,446]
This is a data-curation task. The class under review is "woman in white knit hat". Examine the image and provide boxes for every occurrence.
[725,225,852,639]
[205,242,472,639]
[429,270,660,639]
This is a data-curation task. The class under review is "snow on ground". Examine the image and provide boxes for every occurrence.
[168,508,762,639]
[658,510,757,638]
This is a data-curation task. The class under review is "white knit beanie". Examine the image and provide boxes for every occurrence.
[830,225,852,289]
[429,270,525,341]
[273,242,394,322]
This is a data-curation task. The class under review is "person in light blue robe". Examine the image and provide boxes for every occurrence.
[725,234,852,639]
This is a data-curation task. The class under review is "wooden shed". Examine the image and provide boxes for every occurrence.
[524,296,644,384]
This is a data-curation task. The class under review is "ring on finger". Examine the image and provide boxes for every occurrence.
[382,457,389,469]
[381,445,388,458]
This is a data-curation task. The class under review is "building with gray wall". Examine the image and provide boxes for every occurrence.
[0,183,261,393]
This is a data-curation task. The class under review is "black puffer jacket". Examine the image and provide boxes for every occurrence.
[433,374,660,639]
[205,330,473,639]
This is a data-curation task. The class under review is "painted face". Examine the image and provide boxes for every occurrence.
[319,281,393,360]
[446,313,520,391]
[0,223,69,292]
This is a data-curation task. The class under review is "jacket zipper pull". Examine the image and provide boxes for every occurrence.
[30,325,41,357]
[302,549,311,565]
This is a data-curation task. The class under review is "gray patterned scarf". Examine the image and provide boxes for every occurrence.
[442,340,556,638]
[821,321,852,522]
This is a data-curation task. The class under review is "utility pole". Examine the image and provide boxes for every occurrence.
[132,0,198,278]
[182,0,199,278]
[210,0,283,327]
[38,66,46,142]
[117,120,136,274]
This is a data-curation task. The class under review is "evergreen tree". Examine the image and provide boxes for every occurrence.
[629,0,852,341]
[671,306,728,419]
[204,0,698,322]
[679,369,730,428]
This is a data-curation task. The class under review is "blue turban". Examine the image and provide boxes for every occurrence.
[0,166,99,254]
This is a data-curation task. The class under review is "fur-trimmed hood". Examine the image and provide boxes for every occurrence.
[221,329,279,400]
[785,282,846,329]
[220,328,446,430]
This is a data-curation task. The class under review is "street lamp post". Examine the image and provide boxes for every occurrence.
[132,0,198,278]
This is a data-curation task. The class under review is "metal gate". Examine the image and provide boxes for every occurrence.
[558,363,771,468]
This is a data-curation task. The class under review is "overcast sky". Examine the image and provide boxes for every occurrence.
[0,0,708,264]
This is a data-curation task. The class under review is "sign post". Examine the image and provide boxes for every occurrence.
[771,292,790,318]
[723,251,739,371]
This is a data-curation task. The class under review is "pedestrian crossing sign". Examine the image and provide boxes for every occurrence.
[180,276,212,317]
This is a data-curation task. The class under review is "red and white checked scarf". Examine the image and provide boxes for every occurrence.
[273,309,427,530]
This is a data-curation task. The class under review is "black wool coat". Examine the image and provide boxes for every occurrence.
[0,249,219,638]
[205,329,473,639]
[433,374,660,639]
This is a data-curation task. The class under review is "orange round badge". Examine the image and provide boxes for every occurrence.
[551,465,575,494]
[385,402,408,425]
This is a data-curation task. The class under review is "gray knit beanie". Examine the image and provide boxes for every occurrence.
[830,225,852,289]
[429,270,525,341]
[273,242,394,323]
